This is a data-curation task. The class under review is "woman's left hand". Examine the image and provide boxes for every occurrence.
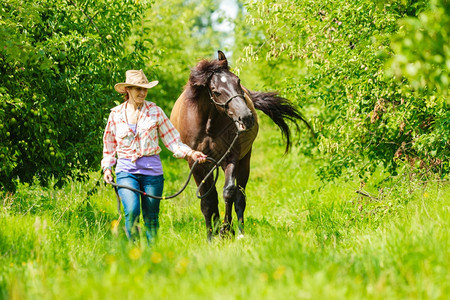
[190,151,207,163]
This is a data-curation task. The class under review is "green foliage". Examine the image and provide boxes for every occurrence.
[234,0,449,182]
[0,121,448,299]
[0,2,448,298]
[137,0,227,112]
[0,0,237,191]
[0,0,153,191]
[389,0,449,98]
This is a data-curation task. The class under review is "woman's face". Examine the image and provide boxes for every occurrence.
[127,87,148,104]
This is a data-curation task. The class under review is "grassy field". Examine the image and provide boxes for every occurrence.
[1,116,449,299]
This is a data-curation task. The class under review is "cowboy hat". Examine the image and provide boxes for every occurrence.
[114,69,158,94]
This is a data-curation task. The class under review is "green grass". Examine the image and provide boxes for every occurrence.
[1,115,449,299]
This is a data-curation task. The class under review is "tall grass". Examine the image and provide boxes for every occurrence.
[1,115,449,299]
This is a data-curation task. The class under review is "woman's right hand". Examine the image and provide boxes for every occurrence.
[103,168,113,183]
[190,151,207,163]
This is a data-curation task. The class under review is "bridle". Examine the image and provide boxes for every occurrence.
[206,76,255,133]
[206,76,245,111]
[208,89,245,110]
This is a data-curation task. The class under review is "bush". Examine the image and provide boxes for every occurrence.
[0,0,151,190]
[234,0,449,182]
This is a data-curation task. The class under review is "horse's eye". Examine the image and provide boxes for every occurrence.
[213,91,221,97]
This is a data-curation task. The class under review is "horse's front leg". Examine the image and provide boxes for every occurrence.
[192,162,220,242]
[221,162,237,237]
[201,188,220,241]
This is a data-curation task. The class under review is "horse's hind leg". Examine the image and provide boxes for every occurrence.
[235,151,251,238]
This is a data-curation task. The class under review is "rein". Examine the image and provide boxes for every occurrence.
[109,157,219,200]
[108,131,241,216]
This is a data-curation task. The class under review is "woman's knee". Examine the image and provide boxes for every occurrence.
[124,205,141,218]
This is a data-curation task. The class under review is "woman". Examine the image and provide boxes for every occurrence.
[102,69,207,242]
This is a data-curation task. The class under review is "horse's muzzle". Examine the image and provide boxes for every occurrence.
[235,114,255,132]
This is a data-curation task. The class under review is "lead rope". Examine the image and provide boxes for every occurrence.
[112,184,123,225]
[108,131,241,218]
[195,131,240,198]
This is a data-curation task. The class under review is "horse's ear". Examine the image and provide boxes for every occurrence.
[217,50,228,68]
[218,50,227,61]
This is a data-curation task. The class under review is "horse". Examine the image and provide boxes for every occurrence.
[170,50,312,240]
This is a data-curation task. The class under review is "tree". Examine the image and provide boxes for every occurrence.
[389,0,449,99]
[0,0,234,191]
[233,0,449,181]
[135,0,227,112]
[0,0,151,191]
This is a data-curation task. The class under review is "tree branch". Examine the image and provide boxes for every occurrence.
[67,0,101,34]
[355,189,380,201]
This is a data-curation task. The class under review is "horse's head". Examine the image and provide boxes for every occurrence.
[190,51,255,132]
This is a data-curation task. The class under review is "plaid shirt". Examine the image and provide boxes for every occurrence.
[101,100,192,170]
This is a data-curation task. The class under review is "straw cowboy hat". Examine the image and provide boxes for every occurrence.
[114,69,158,94]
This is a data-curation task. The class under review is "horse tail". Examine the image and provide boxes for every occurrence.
[248,90,314,153]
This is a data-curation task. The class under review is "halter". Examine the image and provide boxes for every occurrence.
[206,79,252,133]
[207,85,245,110]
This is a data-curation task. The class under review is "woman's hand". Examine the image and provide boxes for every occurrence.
[103,168,113,183]
[190,151,207,163]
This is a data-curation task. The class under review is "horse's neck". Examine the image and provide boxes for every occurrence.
[184,87,229,133]
[194,90,213,119]
[205,105,218,135]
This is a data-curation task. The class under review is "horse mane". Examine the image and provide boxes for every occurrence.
[183,58,229,101]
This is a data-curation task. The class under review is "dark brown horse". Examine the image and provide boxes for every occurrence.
[170,51,311,240]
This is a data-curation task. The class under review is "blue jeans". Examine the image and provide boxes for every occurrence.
[116,172,164,242]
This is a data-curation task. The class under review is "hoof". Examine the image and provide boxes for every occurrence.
[237,233,245,240]
[219,223,235,237]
